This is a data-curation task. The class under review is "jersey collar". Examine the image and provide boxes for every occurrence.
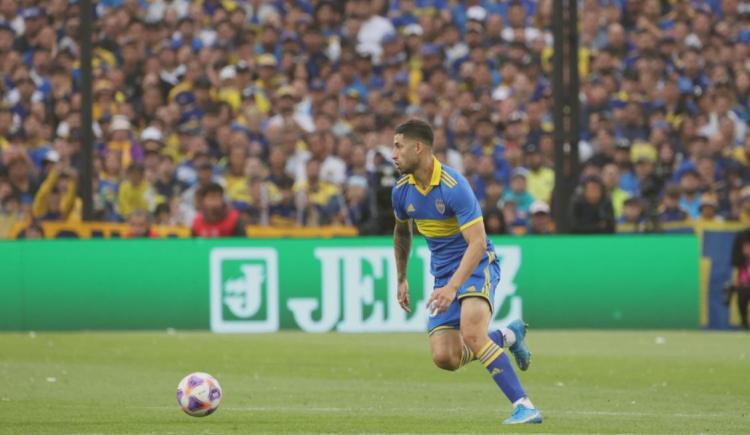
[408,156,442,196]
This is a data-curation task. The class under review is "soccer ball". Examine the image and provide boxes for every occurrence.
[176,372,222,417]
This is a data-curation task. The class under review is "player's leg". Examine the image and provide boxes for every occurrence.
[460,297,542,424]
[484,262,531,370]
[459,298,526,400]
[428,298,476,370]
[489,320,532,371]
[428,328,463,371]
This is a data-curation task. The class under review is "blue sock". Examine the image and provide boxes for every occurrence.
[477,340,526,403]
[488,329,504,347]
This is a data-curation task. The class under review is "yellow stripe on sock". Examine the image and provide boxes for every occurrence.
[481,348,504,368]
[460,344,475,367]
[476,341,494,359]
[479,343,502,364]
[479,344,499,362]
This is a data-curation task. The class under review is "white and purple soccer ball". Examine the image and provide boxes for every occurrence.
[176,372,222,417]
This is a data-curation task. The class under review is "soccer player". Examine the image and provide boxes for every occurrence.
[391,119,542,425]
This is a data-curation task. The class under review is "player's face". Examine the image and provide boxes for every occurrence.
[392,133,419,174]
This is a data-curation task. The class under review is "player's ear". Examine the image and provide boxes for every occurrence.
[415,141,424,154]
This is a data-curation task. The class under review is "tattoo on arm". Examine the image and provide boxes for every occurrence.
[394,221,412,282]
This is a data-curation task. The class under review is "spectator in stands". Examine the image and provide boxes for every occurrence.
[524,143,554,205]
[674,136,709,183]
[102,115,142,169]
[6,153,36,209]
[471,156,497,204]
[370,150,399,233]
[614,139,636,193]
[483,208,507,235]
[153,203,173,227]
[118,163,154,220]
[503,168,534,221]
[601,162,629,219]
[618,197,645,233]
[569,176,615,234]
[502,198,528,235]
[32,164,77,222]
[223,144,251,210]
[658,184,690,223]
[732,134,750,179]
[191,182,243,238]
[0,193,22,239]
[126,209,155,239]
[343,175,377,234]
[177,157,219,226]
[153,155,184,205]
[472,117,510,186]
[1,0,750,239]
[482,180,504,212]
[98,152,122,221]
[528,201,554,235]
[297,159,344,226]
[267,174,298,227]
[679,170,703,219]
[16,220,44,240]
[736,187,750,225]
[698,195,723,223]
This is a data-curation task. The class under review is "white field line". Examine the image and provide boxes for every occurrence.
[118,404,742,419]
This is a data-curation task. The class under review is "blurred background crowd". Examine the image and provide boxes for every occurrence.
[1,0,750,238]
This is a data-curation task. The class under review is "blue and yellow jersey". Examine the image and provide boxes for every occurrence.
[392,157,495,279]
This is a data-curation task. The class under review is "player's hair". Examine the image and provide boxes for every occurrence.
[395,119,433,147]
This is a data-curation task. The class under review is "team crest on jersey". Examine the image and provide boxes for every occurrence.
[435,199,445,214]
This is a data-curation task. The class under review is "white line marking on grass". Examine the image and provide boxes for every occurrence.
[124,405,739,420]
[545,410,739,419]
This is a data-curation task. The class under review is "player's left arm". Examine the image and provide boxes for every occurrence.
[427,175,487,314]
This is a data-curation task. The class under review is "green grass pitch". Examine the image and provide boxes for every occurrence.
[0,331,748,434]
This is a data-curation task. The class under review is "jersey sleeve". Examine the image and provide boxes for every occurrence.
[445,175,483,231]
[391,186,408,222]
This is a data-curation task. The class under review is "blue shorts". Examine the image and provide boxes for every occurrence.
[427,255,501,335]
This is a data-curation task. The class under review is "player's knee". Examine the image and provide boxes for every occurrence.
[431,349,460,371]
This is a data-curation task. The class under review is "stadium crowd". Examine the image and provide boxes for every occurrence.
[1,0,750,238]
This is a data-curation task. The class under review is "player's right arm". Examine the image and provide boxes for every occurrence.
[392,184,412,312]
[394,218,412,313]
